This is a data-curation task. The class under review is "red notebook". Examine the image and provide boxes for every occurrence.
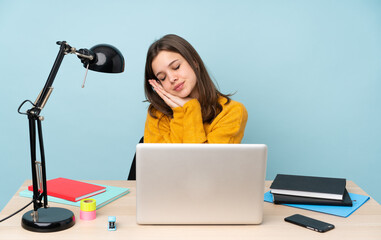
[28,177,106,202]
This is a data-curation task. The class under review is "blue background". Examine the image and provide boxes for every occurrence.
[1,0,380,211]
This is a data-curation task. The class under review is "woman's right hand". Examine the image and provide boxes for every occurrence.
[149,80,193,108]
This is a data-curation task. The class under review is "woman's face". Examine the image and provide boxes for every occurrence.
[151,51,198,99]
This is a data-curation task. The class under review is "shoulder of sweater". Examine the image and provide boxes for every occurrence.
[147,107,166,120]
[218,96,246,110]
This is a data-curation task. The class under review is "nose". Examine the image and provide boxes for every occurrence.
[167,71,178,83]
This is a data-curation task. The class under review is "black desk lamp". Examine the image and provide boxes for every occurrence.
[17,41,124,232]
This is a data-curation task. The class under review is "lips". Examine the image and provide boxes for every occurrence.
[174,82,184,91]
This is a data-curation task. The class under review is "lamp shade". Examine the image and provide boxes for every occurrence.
[87,44,125,73]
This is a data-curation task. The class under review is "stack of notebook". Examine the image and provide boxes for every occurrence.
[21,177,130,209]
[270,174,353,206]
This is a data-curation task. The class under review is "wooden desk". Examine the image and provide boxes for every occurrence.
[1,180,380,239]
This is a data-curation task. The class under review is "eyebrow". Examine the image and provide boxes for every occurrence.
[155,59,180,77]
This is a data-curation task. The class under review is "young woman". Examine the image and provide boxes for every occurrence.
[143,34,248,143]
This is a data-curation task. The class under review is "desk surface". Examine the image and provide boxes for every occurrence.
[1,180,380,239]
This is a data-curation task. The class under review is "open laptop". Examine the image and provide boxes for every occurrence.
[136,144,267,224]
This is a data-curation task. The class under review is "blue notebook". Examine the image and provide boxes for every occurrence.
[264,191,369,217]
[19,183,129,209]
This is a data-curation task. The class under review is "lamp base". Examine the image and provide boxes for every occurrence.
[22,207,75,232]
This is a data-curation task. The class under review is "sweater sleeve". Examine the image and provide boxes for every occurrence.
[206,102,248,143]
[144,107,184,143]
[182,99,207,143]
[143,99,207,143]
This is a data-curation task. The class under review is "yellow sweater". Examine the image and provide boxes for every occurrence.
[144,96,248,143]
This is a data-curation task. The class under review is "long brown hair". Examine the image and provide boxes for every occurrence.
[144,34,231,124]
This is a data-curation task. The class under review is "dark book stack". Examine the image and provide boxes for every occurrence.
[270,174,353,206]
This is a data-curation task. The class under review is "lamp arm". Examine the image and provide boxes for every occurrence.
[33,41,95,113]
[32,42,67,113]
[31,42,97,115]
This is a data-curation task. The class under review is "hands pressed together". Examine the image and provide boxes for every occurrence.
[149,79,193,108]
